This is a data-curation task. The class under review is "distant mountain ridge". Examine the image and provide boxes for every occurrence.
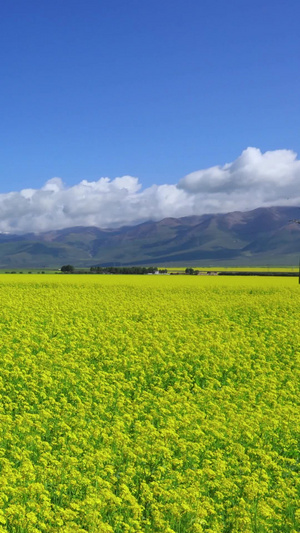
[1,206,300,268]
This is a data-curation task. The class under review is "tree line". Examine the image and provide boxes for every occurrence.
[61,265,203,275]
[90,266,167,274]
[61,265,168,275]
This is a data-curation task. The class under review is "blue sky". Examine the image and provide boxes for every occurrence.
[0,0,300,231]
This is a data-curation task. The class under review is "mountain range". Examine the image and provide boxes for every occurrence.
[1,206,300,268]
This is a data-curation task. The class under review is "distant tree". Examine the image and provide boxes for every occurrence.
[89,265,159,275]
[61,265,74,273]
[185,268,194,275]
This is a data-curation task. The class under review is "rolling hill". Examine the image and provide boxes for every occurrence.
[0,206,300,268]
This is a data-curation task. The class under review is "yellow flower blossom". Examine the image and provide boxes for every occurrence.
[0,274,299,531]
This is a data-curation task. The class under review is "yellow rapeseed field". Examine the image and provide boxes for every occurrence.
[0,274,299,533]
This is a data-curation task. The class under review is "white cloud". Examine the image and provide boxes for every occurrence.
[178,147,300,193]
[1,147,300,233]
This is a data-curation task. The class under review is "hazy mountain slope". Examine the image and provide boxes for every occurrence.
[0,206,299,268]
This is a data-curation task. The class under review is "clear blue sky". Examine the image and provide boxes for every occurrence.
[1,0,299,193]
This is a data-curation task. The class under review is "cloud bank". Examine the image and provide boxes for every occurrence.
[1,147,300,233]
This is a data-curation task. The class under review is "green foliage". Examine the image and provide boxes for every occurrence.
[185,267,200,275]
[90,266,158,274]
[61,265,75,273]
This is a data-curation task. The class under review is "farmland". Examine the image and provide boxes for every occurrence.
[162,266,299,273]
[0,275,299,532]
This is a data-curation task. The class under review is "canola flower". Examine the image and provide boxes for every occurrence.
[0,274,299,533]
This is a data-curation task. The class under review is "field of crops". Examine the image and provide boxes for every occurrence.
[163,267,298,273]
[0,275,299,532]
